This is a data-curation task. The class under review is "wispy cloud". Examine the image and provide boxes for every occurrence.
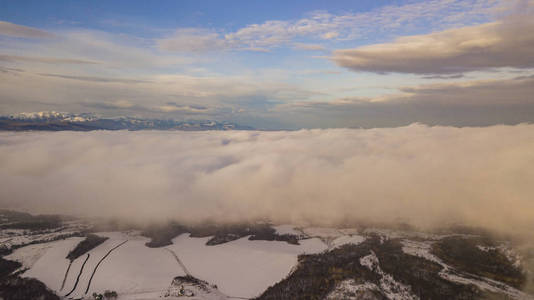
[37,73,150,83]
[332,15,534,74]
[157,0,499,52]
[422,74,465,80]
[0,21,54,38]
[158,102,209,113]
[0,54,98,65]
[292,43,326,51]
[0,68,314,121]
[274,76,534,128]
[158,28,227,52]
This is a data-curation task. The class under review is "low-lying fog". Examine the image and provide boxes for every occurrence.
[1,124,533,239]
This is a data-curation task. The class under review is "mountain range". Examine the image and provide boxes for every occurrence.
[0,112,253,131]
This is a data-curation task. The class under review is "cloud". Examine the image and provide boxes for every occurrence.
[0,54,98,65]
[2,29,193,71]
[158,0,500,52]
[395,76,534,106]
[158,28,227,52]
[0,66,24,74]
[0,67,312,122]
[158,102,209,113]
[37,73,149,83]
[2,66,534,129]
[0,21,54,38]
[274,76,534,128]
[320,31,338,39]
[108,100,135,109]
[332,16,534,74]
[422,74,464,80]
[1,125,534,238]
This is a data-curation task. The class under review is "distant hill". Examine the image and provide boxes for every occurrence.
[0,111,253,131]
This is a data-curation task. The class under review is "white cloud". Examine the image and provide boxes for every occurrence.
[320,31,338,40]
[158,0,500,52]
[158,28,228,52]
[1,125,534,238]
[1,28,194,73]
[158,103,209,113]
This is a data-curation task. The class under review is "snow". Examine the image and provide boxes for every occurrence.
[66,232,183,299]
[360,251,419,300]
[300,227,347,249]
[272,224,301,236]
[302,227,343,239]
[163,277,227,300]
[363,228,447,242]
[300,227,365,250]
[7,231,326,299]
[331,235,366,249]
[0,221,89,250]
[401,240,532,299]
[326,279,380,300]
[167,234,327,299]
[8,111,96,122]
[8,237,83,290]
[10,232,182,299]
[477,244,523,269]
[6,226,532,300]
[4,238,80,272]
[337,228,361,235]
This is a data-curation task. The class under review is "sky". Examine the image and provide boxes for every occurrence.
[1,1,534,239]
[0,0,533,129]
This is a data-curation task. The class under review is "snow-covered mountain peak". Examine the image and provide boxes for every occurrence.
[8,111,97,122]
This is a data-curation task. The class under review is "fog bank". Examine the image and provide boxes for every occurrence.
[1,124,533,238]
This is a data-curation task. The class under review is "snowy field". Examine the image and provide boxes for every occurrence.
[6,227,330,299]
[5,225,530,300]
[167,234,327,298]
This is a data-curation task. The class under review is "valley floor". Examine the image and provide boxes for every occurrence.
[1,220,533,300]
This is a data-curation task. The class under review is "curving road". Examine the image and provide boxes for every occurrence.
[64,253,90,297]
[164,247,191,275]
[163,247,251,300]
[60,260,72,291]
[84,240,128,295]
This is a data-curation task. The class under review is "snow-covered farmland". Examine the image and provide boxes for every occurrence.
[272,224,302,236]
[301,227,365,249]
[7,232,182,299]
[6,231,327,299]
[331,235,366,249]
[167,234,327,298]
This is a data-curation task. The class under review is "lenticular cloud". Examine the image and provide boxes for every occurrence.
[1,124,534,237]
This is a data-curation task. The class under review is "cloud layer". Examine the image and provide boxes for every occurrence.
[274,75,534,128]
[332,15,534,74]
[1,125,533,238]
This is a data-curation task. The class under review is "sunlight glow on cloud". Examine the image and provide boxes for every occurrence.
[1,125,533,238]
[333,15,534,74]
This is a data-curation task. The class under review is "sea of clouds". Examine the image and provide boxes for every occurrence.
[1,124,533,238]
